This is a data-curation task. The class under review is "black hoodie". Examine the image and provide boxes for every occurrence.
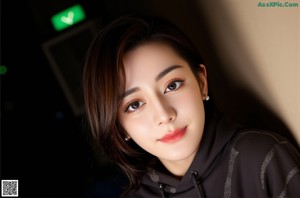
[126,112,300,198]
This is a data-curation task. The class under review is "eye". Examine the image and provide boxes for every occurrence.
[125,101,145,113]
[165,79,184,93]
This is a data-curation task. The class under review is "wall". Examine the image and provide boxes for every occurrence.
[143,0,300,146]
[194,1,300,145]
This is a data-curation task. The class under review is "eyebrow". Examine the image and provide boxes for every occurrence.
[122,65,183,98]
[123,87,140,98]
[155,65,183,82]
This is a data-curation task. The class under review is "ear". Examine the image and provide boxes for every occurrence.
[197,64,209,100]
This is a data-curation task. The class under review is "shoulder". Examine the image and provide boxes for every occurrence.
[232,129,297,152]
[229,129,300,168]
[228,130,300,196]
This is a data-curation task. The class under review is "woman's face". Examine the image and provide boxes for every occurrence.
[118,42,208,171]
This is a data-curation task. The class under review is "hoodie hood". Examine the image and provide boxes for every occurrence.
[140,112,242,196]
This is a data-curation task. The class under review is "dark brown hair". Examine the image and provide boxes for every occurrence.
[83,14,205,193]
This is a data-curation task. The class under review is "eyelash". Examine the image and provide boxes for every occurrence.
[124,78,185,113]
[124,100,145,113]
[164,78,184,93]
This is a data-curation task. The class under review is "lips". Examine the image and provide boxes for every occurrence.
[159,126,187,143]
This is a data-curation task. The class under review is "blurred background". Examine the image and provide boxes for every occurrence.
[1,0,299,197]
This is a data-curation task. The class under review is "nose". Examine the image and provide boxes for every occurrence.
[152,94,176,126]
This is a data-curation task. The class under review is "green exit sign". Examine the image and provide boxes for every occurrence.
[51,4,86,31]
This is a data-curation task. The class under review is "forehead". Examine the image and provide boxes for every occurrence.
[122,42,191,88]
[123,42,187,73]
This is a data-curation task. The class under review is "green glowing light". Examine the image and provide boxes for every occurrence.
[0,65,7,75]
[51,4,86,31]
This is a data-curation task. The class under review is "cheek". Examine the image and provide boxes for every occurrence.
[119,114,152,138]
[177,85,203,112]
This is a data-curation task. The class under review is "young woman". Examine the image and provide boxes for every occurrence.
[82,15,300,197]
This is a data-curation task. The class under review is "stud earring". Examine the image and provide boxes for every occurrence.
[125,137,130,141]
[205,96,210,101]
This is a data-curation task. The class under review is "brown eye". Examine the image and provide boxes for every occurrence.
[131,101,140,109]
[168,82,177,90]
[126,101,145,112]
[165,80,184,93]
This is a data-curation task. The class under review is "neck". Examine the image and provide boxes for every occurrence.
[159,150,198,177]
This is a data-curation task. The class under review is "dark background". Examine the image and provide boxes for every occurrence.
[1,0,299,197]
[1,0,133,197]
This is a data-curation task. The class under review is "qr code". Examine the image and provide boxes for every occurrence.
[1,180,18,197]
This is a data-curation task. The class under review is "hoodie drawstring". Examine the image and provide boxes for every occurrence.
[158,171,205,198]
[191,171,206,198]
[159,184,166,198]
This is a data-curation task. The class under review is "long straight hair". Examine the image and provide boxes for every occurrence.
[83,14,207,193]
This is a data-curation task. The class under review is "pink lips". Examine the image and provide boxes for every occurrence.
[159,127,187,143]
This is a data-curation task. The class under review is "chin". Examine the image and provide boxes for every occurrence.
[163,147,198,161]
